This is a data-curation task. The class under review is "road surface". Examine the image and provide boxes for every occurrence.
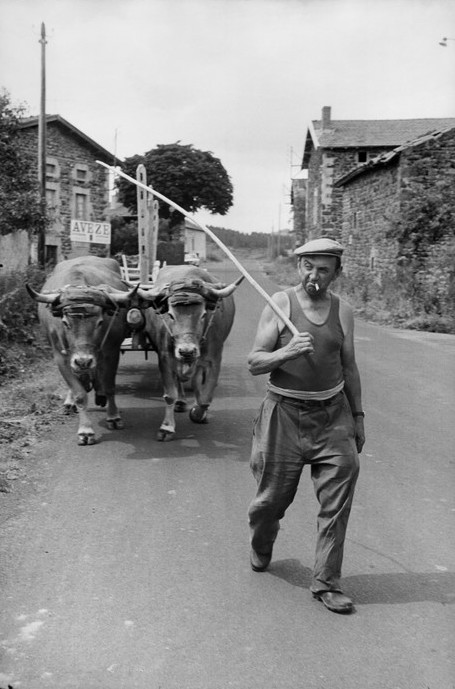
[1,258,454,689]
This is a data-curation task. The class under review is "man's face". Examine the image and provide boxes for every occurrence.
[298,255,340,297]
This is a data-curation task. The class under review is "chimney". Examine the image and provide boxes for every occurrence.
[322,106,331,130]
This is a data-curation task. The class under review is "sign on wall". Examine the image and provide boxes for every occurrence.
[70,220,111,245]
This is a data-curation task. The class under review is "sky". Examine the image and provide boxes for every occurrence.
[1,0,455,234]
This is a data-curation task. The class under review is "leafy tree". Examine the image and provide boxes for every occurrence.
[117,143,233,239]
[110,217,138,255]
[0,89,43,236]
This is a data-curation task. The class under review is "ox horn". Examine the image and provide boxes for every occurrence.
[106,283,140,306]
[203,275,244,299]
[136,285,167,303]
[25,283,61,304]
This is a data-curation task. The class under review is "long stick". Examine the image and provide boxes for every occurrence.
[97,160,299,335]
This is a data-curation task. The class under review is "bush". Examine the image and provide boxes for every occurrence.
[403,314,455,333]
[0,264,49,378]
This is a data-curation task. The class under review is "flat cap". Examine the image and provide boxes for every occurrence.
[294,237,344,258]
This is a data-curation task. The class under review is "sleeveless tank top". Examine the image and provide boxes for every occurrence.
[269,289,344,393]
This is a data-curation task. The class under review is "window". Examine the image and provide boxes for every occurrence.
[75,193,88,220]
[46,158,60,179]
[76,168,88,183]
[46,188,57,208]
[357,151,368,164]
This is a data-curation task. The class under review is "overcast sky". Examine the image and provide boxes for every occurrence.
[1,0,454,234]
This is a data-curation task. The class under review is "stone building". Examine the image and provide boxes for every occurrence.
[300,106,455,240]
[290,169,307,246]
[335,126,455,280]
[18,115,115,264]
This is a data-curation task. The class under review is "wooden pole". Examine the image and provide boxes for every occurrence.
[136,164,150,283]
[37,22,47,268]
[96,160,299,335]
[149,198,159,269]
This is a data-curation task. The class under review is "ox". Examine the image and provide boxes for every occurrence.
[138,265,243,441]
[27,256,137,445]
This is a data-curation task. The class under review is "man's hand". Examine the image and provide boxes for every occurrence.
[284,332,315,360]
[354,417,365,454]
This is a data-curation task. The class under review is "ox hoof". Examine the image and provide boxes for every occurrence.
[189,406,209,424]
[64,404,77,415]
[157,428,175,442]
[107,418,124,430]
[95,394,107,407]
[78,434,96,446]
[174,401,187,413]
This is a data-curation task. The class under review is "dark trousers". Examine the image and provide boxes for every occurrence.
[248,391,359,593]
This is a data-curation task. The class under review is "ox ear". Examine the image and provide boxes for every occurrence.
[25,283,61,305]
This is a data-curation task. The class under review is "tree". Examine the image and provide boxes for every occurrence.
[110,217,138,255]
[0,89,44,236]
[117,143,233,240]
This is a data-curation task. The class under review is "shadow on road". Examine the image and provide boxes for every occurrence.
[94,404,255,464]
[269,558,455,605]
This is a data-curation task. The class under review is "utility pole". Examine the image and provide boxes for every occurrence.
[277,203,281,256]
[37,22,47,268]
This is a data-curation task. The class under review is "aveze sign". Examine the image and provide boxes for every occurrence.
[70,220,111,245]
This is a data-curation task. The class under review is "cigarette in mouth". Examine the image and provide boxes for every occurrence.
[314,284,320,292]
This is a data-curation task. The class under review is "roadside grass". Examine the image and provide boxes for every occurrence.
[0,265,67,493]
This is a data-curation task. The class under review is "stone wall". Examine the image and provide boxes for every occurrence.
[400,127,455,197]
[339,128,455,280]
[339,163,400,278]
[18,123,110,262]
[305,146,393,240]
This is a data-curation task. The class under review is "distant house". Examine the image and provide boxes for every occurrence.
[335,126,455,279]
[184,218,206,260]
[300,106,455,240]
[18,114,115,264]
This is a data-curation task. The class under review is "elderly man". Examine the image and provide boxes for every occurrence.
[247,238,365,614]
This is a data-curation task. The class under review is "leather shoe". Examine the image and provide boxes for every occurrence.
[250,548,272,572]
[312,591,354,614]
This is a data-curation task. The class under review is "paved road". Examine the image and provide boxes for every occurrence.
[1,259,454,689]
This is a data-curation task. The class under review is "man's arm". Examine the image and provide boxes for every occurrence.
[248,291,314,376]
[339,299,365,453]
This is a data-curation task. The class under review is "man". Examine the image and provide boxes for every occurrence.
[247,237,365,614]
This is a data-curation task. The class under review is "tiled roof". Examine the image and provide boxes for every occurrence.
[336,126,455,186]
[313,117,455,148]
[18,114,115,161]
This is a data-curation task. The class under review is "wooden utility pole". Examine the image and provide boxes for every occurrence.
[37,22,47,268]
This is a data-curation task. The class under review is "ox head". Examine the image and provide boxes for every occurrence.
[138,275,243,380]
[26,282,138,383]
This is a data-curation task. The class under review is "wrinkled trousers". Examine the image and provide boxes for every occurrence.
[248,391,359,593]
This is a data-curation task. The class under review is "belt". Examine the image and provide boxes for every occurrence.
[268,391,343,408]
